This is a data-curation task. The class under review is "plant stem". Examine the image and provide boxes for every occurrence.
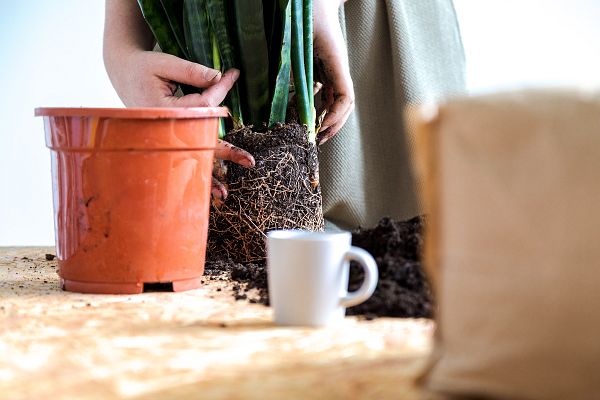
[210,31,226,138]
[290,0,311,139]
[211,31,221,70]
[268,0,291,127]
[303,0,315,142]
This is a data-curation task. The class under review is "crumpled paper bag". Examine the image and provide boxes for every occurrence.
[411,89,600,400]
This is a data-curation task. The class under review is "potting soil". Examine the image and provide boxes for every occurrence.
[205,216,433,319]
[208,123,324,263]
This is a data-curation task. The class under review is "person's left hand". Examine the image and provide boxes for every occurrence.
[211,140,255,202]
[313,0,355,145]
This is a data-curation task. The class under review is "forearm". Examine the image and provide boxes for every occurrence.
[103,0,154,91]
[313,0,346,41]
[312,0,354,143]
[315,0,347,12]
[104,0,154,53]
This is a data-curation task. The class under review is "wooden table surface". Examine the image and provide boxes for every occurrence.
[0,247,433,400]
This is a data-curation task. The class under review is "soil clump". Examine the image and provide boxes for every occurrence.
[208,123,324,263]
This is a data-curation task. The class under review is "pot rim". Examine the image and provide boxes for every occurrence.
[35,107,230,119]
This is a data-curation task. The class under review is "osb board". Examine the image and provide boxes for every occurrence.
[0,247,433,400]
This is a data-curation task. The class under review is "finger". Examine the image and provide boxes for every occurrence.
[196,69,239,106]
[166,69,240,107]
[313,27,355,133]
[155,52,223,88]
[213,158,227,182]
[214,139,255,168]
[319,92,354,133]
[316,86,334,118]
[313,81,323,96]
[211,176,228,200]
[317,102,354,145]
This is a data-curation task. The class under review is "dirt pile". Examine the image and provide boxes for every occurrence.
[347,216,432,319]
[205,216,432,319]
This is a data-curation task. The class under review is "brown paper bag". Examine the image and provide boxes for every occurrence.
[410,90,600,400]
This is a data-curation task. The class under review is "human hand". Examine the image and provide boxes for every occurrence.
[313,0,355,145]
[106,50,250,200]
[103,0,253,202]
[211,140,255,203]
[107,50,240,108]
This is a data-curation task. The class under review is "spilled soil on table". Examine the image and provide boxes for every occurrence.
[205,216,433,319]
[346,216,432,319]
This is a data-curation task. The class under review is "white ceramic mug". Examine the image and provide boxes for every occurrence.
[267,230,378,327]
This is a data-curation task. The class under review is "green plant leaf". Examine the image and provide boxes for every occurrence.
[158,0,190,59]
[291,0,311,138]
[183,0,213,68]
[137,0,184,58]
[263,0,282,99]
[207,0,244,126]
[232,0,270,127]
[303,0,315,141]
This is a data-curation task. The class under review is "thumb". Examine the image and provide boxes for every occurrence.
[154,52,223,88]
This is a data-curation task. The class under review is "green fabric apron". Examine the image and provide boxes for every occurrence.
[320,0,466,228]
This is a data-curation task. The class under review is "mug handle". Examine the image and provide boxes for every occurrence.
[340,247,379,308]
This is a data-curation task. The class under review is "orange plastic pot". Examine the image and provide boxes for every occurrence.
[36,107,228,294]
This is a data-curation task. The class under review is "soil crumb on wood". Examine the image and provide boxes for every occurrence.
[207,216,432,319]
[204,260,268,303]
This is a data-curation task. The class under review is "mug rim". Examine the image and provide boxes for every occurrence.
[267,229,350,241]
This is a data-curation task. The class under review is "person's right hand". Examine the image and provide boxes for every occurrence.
[108,50,240,108]
[211,140,255,203]
[103,0,253,206]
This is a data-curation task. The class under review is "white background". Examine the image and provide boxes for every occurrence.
[1,0,600,246]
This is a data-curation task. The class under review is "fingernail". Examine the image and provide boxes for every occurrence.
[229,69,240,81]
[210,70,222,82]
[319,124,330,133]
[211,187,223,200]
[317,129,330,145]
[240,155,255,168]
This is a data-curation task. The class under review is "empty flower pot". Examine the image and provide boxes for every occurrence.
[36,107,228,294]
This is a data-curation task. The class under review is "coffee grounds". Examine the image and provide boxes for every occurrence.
[205,216,433,319]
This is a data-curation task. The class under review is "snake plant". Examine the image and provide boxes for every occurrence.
[137,0,316,143]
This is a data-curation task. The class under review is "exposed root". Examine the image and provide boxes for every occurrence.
[208,123,324,263]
